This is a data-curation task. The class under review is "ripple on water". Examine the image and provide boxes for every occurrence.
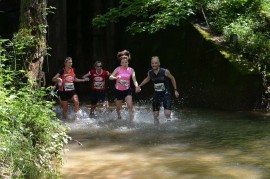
[58,105,270,179]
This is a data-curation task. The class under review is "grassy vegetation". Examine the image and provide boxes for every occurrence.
[0,36,69,178]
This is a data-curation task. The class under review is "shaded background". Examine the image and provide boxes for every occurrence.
[0,0,263,110]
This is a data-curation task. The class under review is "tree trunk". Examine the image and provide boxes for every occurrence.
[20,0,47,88]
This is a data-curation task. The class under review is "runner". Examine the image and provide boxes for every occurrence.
[82,61,110,116]
[137,56,179,125]
[52,57,89,120]
[109,50,141,121]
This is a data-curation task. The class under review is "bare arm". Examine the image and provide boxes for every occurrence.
[52,72,88,83]
[74,75,89,82]
[109,67,120,80]
[52,73,61,83]
[82,72,91,81]
[82,72,91,79]
[165,69,179,98]
[139,72,151,88]
[131,68,139,87]
[131,68,141,93]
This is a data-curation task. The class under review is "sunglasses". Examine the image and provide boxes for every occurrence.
[96,65,102,67]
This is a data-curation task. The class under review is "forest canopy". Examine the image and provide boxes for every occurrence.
[93,0,270,107]
[92,0,270,74]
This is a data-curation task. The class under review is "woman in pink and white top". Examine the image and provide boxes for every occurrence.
[109,50,141,120]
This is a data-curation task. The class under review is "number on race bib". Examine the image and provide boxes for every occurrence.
[64,83,75,91]
[118,80,129,87]
[94,81,104,89]
[154,83,165,91]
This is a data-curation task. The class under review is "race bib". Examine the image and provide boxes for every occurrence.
[94,81,104,89]
[154,83,165,92]
[118,80,129,87]
[64,82,75,91]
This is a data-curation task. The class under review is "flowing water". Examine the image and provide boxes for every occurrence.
[59,104,270,179]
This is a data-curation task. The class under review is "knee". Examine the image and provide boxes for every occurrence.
[73,98,79,105]
[164,111,171,118]
[153,111,159,116]
[74,100,79,106]
[61,103,68,110]
[63,107,68,112]
[116,103,121,110]
[127,104,133,110]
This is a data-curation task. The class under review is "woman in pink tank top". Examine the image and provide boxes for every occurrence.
[109,50,141,121]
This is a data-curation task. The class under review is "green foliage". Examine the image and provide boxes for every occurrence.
[206,0,270,74]
[205,0,263,33]
[0,29,39,76]
[194,0,270,76]
[261,0,270,18]
[0,36,70,178]
[92,0,270,77]
[92,0,198,34]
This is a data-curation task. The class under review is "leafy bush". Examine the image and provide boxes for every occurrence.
[0,37,70,178]
[217,5,270,69]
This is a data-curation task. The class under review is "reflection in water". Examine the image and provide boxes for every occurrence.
[59,104,270,179]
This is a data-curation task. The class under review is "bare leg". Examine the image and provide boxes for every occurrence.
[125,95,134,121]
[164,109,172,121]
[103,100,109,108]
[115,100,122,119]
[61,101,68,120]
[72,94,80,113]
[72,95,80,120]
[153,111,159,125]
[102,100,109,113]
[90,104,97,115]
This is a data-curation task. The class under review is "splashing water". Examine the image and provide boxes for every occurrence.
[55,103,179,130]
[59,104,270,179]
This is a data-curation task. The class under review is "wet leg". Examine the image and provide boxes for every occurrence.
[103,100,109,108]
[102,100,110,113]
[90,104,97,115]
[153,111,159,125]
[61,101,68,120]
[116,100,122,119]
[164,109,172,121]
[72,95,79,119]
[125,95,134,121]
[72,94,79,113]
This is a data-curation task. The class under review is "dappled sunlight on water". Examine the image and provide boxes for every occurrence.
[59,105,270,179]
